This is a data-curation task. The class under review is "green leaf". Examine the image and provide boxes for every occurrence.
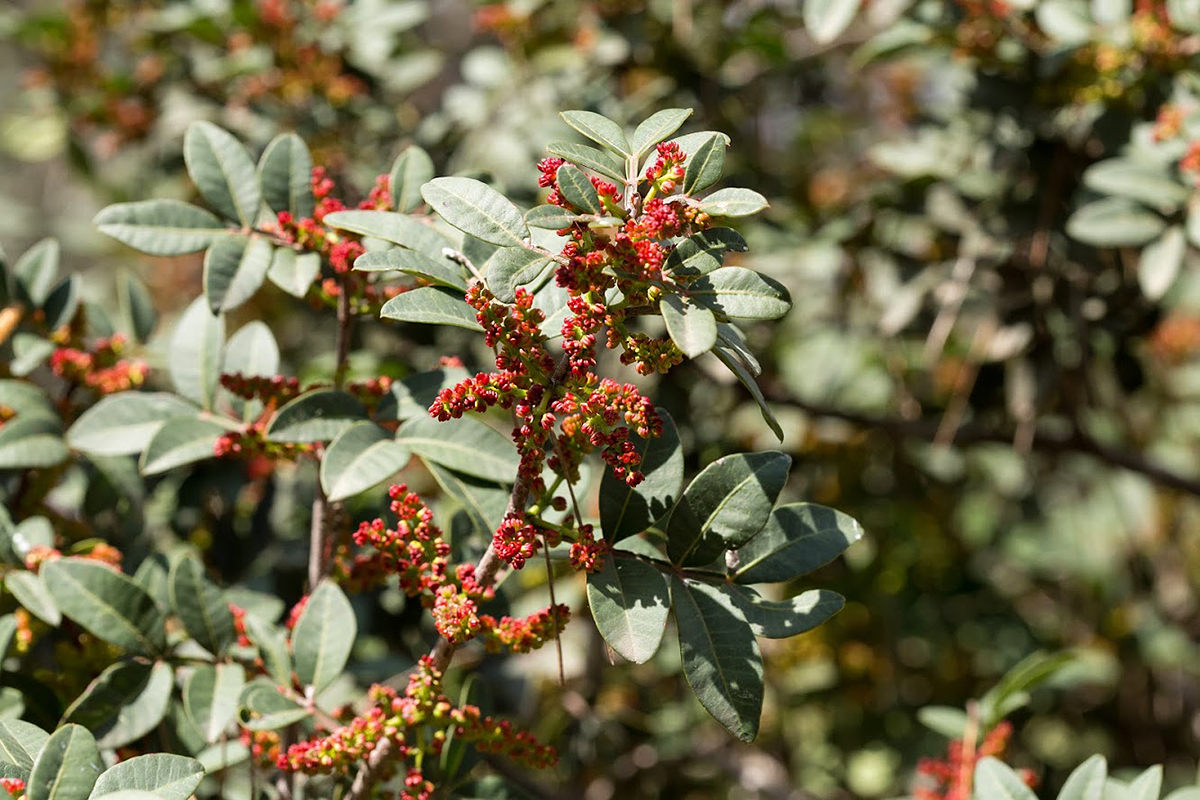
[9,335,55,378]
[1082,159,1189,212]
[555,164,601,213]
[139,417,230,475]
[397,415,519,483]
[599,408,683,542]
[724,585,843,638]
[733,503,863,583]
[661,294,718,358]
[916,706,969,739]
[376,366,470,422]
[291,580,357,693]
[666,131,732,162]
[13,239,59,307]
[683,134,726,195]
[241,615,292,686]
[267,248,321,297]
[320,421,411,502]
[672,576,762,742]
[665,228,747,277]
[631,109,693,158]
[266,389,368,443]
[183,121,262,226]
[66,393,197,456]
[354,248,467,291]
[560,110,632,157]
[425,462,510,542]
[26,724,102,800]
[390,146,435,212]
[803,0,862,43]
[6,518,53,564]
[169,296,225,411]
[238,680,310,731]
[0,719,49,779]
[0,417,68,469]
[689,267,791,320]
[60,661,172,750]
[222,321,280,421]
[715,323,760,375]
[183,663,245,744]
[1139,225,1185,300]
[169,555,237,656]
[94,201,228,256]
[978,651,1076,727]
[525,205,586,230]
[379,286,482,331]
[696,188,769,217]
[89,754,204,800]
[117,271,157,343]
[545,142,626,183]
[42,275,80,331]
[4,571,60,626]
[0,382,56,420]
[40,559,166,656]
[666,451,790,567]
[1067,199,1167,247]
[484,246,554,304]
[0,615,14,665]
[322,210,452,260]
[586,555,670,663]
[257,133,314,218]
[202,235,272,314]
[975,757,1039,800]
[1058,754,1107,800]
[421,177,529,248]
[1126,766,1163,800]
[712,346,783,441]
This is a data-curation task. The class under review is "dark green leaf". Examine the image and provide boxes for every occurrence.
[94,201,228,257]
[545,142,626,183]
[183,663,245,744]
[257,133,313,218]
[733,503,863,584]
[1067,199,1167,247]
[715,323,760,374]
[266,389,368,443]
[90,754,205,800]
[425,462,510,541]
[354,248,467,291]
[697,188,769,217]
[117,271,157,343]
[41,275,79,330]
[666,451,791,567]
[183,121,262,225]
[724,585,843,638]
[631,109,693,157]
[4,571,60,626]
[525,205,586,230]
[397,415,518,482]
[40,559,166,656]
[322,210,452,260]
[26,724,101,800]
[66,393,197,456]
[664,228,747,276]
[689,267,791,320]
[555,164,601,213]
[0,616,14,665]
[290,580,356,693]
[586,555,670,663]
[202,235,272,314]
[390,146,435,212]
[560,110,632,157]
[485,246,554,303]
[60,661,172,749]
[169,555,237,656]
[683,135,726,195]
[266,248,321,297]
[599,409,683,542]
[169,296,225,411]
[713,345,783,441]
[672,576,762,742]
[379,286,482,331]
[238,681,310,731]
[661,294,717,358]
[0,417,68,470]
[421,177,529,248]
[139,417,231,475]
[666,131,731,162]
[13,239,59,307]
[320,421,411,502]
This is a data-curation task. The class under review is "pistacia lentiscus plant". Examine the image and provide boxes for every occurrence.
[0,109,862,798]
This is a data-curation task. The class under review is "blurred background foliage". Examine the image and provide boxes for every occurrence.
[2,0,1200,797]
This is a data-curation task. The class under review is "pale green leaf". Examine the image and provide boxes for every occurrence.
[390,146,435,212]
[560,110,632,157]
[169,555,237,656]
[184,121,262,226]
[291,580,356,693]
[257,132,313,218]
[379,286,482,331]
[169,296,225,411]
[202,235,272,314]
[94,201,228,257]
[421,177,529,248]
[66,393,198,456]
[89,754,204,800]
[61,661,172,750]
[396,415,518,483]
[631,109,693,158]
[184,663,245,744]
[41,559,166,656]
[26,724,102,800]
[320,421,411,502]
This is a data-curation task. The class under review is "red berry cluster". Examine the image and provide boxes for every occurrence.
[478,604,571,653]
[279,656,556,778]
[1,778,25,798]
[220,373,302,405]
[49,334,147,394]
[914,721,1036,800]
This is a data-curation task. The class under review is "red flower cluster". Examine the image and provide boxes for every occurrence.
[50,334,146,394]
[220,373,302,406]
[1,778,25,798]
[279,656,556,777]
[479,604,571,653]
[914,721,1036,800]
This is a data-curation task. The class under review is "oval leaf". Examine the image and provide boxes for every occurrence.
[379,286,482,331]
[320,421,411,502]
[267,248,321,298]
[688,266,791,320]
[545,142,626,183]
[973,757,1039,800]
[525,204,586,230]
[169,296,225,412]
[396,415,519,483]
[1139,225,1185,300]
[804,0,862,43]
[421,177,529,248]
[661,294,718,358]
[202,235,272,314]
[599,408,684,542]
[586,555,670,663]
[322,210,452,260]
[484,246,554,304]
[664,228,747,276]
[733,503,863,584]
[183,663,245,744]
[4,572,60,626]
[560,110,632,157]
[168,555,237,656]
[41,559,166,656]
[354,249,467,291]
[26,724,102,800]
[90,754,204,800]
[555,164,601,213]
[184,121,262,226]
[139,417,230,476]
[631,108,693,158]
[238,681,310,731]
[696,188,768,217]
[61,661,172,750]
[266,389,368,444]
[683,134,726,195]
[725,585,844,639]
[290,580,356,693]
[258,133,314,218]
[1067,199,1167,247]
[0,719,49,779]
[66,393,198,457]
[390,146,435,213]
[94,201,227,257]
